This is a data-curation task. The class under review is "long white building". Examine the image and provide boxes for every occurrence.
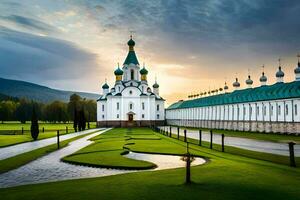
[97,36,165,127]
[166,61,300,135]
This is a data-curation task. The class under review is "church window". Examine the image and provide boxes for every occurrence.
[130,69,134,80]
[295,104,298,115]
[129,103,133,110]
[142,114,145,119]
[102,115,105,119]
[278,105,281,115]
[117,102,119,110]
[142,102,145,110]
[117,114,119,118]
[129,90,132,95]
[102,105,104,111]
[264,106,266,116]
[157,104,159,111]
[257,106,259,115]
[157,114,160,119]
[271,106,273,115]
[285,105,288,115]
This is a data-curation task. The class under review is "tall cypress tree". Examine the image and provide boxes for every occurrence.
[30,105,39,140]
[73,107,78,132]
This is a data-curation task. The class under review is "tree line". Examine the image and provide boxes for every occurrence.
[0,93,97,123]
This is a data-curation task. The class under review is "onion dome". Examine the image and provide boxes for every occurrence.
[224,82,229,90]
[233,78,240,87]
[140,66,148,75]
[114,66,123,76]
[294,61,300,74]
[102,82,109,89]
[153,82,159,88]
[127,37,135,47]
[260,72,267,82]
[276,66,284,78]
[246,75,253,85]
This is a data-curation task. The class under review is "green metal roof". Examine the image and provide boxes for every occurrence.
[124,51,139,65]
[167,81,300,110]
[114,67,123,75]
[140,67,148,75]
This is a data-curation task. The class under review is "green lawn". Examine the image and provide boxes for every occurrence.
[174,126,300,143]
[0,129,100,174]
[0,122,97,147]
[0,127,299,200]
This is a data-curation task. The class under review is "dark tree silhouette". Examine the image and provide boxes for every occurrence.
[30,106,39,140]
[78,109,86,131]
[73,107,78,132]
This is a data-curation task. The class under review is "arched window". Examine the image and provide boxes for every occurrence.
[285,104,288,115]
[129,103,133,110]
[278,105,281,115]
[295,104,298,115]
[130,69,134,80]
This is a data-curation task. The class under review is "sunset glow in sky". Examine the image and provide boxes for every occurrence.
[1,0,300,105]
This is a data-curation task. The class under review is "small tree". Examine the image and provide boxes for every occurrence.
[78,109,86,131]
[73,107,78,132]
[30,106,39,140]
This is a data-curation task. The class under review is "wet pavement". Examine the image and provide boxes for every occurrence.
[0,128,205,188]
[160,126,300,156]
[0,128,103,160]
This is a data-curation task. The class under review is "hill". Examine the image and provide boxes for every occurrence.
[0,77,100,103]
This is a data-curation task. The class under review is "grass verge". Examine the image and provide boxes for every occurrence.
[0,128,299,200]
[0,129,99,174]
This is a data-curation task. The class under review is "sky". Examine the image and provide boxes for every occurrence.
[0,0,300,106]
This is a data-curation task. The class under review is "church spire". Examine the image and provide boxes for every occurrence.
[123,35,139,65]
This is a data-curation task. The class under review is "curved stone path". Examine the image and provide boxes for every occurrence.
[0,128,205,188]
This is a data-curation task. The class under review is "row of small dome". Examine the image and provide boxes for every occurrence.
[114,65,148,76]
[231,59,300,89]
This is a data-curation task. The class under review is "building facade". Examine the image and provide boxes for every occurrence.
[166,61,300,135]
[97,37,165,127]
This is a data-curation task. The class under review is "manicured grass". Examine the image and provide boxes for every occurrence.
[1,128,299,200]
[0,122,97,147]
[0,129,99,174]
[63,128,158,169]
[175,126,300,143]
[168,132,300,166]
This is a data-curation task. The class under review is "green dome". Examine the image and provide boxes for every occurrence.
[153,82,159,88]
[276,66,284,78]
[102,83,109,89]
[140,67,148,75]
[246,75,253,85]
[114,67,123,75]
[127,38,135,47]
[294,62,300,74]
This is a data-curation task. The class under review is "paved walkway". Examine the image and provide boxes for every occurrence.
[0,128,104,160]
[161,126,300,156]
[0,128,205,188]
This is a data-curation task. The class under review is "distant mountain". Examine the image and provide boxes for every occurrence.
[0,93,19,101]
[0,77,100,103]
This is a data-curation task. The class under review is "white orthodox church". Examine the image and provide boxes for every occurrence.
[97,36,165,127]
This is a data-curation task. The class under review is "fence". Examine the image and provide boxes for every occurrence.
[151,125,298,167]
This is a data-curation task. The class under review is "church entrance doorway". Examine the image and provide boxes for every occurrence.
[128,114,133,122]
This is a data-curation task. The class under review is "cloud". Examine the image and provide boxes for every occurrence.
[0,15,57,34]
[0,26,99,82]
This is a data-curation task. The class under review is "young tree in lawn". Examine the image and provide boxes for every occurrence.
[30,105,39,140]
[73,107,78,132]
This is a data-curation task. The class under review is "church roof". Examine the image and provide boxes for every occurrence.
[167,81,300,110]
[123,51,139,65]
